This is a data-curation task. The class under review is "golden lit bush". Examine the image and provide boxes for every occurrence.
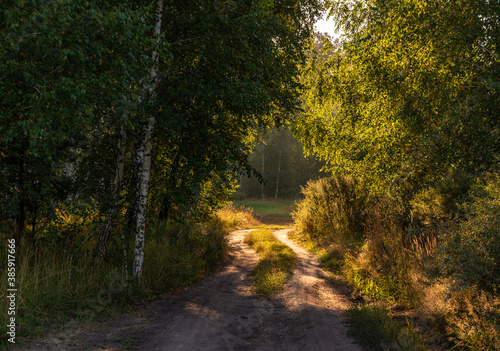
[293,175,365,243]
[217,203,261,230]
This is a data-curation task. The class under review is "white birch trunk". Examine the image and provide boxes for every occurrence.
[132,0,164,279]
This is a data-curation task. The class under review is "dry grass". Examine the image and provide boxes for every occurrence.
[217,204,261,230]
[0,217,229,346]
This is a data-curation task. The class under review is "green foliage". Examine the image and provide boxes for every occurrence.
[245,229,296,295]
[293,175,365,243]
[0,0,326,341]
[433,174,500,295]
[347,306,427,351]
[0,215,228,344]
[0,0,160,239]
[293,176,421,305]
[143,218,228,292]
[292,2,500,348]
[296,0,500,193]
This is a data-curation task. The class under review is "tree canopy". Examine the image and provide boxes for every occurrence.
[295,0,500,193]
[0,0,323,278]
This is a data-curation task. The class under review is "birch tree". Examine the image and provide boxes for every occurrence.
[132,0,164,279]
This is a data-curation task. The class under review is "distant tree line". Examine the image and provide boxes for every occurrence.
[236,127,327,199]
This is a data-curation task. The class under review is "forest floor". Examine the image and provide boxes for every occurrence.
[12,227,363,351]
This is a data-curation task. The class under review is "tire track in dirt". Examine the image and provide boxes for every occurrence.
[138,228,361,351]
[273,229,360,351]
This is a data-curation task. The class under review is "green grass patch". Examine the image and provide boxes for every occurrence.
[234,199,295,216]
[234,199,296,224]
[288,230,346,275]
[347,305,427,351]
[244,229,296,296]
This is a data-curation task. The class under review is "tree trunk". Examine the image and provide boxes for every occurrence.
[261,148,265,199]
[274,132,282,199]
[15,156,25,243]
[159,148,180,222]
[96,125,127,260]
[127,138,144,232]
[132,0,163,280]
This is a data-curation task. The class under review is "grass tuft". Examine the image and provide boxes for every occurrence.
[347,305,427,351]
[0,216,228,346]
[244,229,295,296]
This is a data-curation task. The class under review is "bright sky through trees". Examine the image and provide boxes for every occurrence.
[314,13,338,37]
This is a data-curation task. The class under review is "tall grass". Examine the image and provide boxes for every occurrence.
[347,305,427,351]
[217,204,261,229]
[0,215,229,345]
[292,174,500,350]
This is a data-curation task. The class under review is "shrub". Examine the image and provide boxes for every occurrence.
[434,174,500,294]
[293,175,365,244]
[217,204,261,230]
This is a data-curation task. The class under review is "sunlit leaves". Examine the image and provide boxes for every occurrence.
[297,0,500,194]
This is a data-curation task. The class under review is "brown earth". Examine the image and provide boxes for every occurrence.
[14,229,362,351]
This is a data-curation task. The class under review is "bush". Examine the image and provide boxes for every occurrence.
[293,175,365,244]
[434,174,500,294]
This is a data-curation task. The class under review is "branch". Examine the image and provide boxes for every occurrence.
[437,49,491,73]
[43,64,64,79]
[27,84,43,100]
[411,150,448,175]
[476,41,500,62]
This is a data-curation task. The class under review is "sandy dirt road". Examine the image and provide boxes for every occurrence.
[16,229,362,351]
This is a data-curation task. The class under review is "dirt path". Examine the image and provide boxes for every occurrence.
[16,229,361,351]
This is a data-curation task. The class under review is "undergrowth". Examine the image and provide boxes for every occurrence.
[347,306,427,351]
[292,173,500,351]
[0,215,230,346]
[217,204,262,230]
[244,229,296,296]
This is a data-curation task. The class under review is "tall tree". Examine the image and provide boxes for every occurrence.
[295,0,500,194]
[0,1,154,241]
[132,0,164,279]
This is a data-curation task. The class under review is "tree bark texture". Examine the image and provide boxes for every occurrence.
[274,132,282,199]
[132,0,164,280]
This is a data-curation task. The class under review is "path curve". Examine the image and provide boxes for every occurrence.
[273,229,360,351]
[138,228,361,351]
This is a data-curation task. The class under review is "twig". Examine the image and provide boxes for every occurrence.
[411,151,448,175]
[476,41,500,62]
[27,84,43,100]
